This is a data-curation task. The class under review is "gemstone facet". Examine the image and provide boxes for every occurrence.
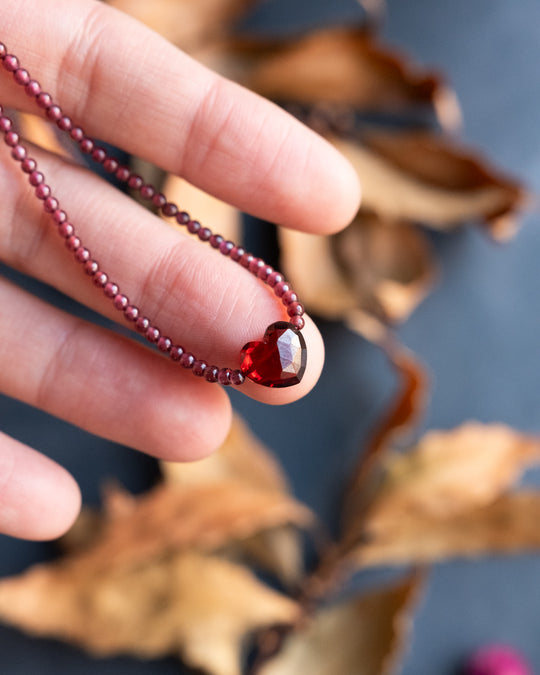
[240,321,307,387]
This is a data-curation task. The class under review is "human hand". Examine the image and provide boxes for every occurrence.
[0,0,360,540]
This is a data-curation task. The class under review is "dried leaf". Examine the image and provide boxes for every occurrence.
[345,424,540,568]
[161,173,242,245]
[0,417,308,673]
[356,492,540,568]
[73,481,313,573]
[232,28,459,129]
[107,0,256,52]
[101,480,139,517]
[0,551,298,675]
[341,349,427,551]
[57,507,104,554]
[162,414,309,585]
[226,527,305,588]
[258,574,422,675]
[162,413,289,494]
[278,227,357,320]
[279,210,435,339]
[333,132,525,239]
[335,211,436,322]
[59,417,312,575]
[365,423,540,531]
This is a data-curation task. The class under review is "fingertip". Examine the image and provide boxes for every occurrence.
[139,367,234,463]
[274,128,362,236]
[34,469,82,542]
[0,433,82,541]
[320,139,362,234]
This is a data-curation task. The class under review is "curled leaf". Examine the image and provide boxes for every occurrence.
[334,212,435,321]
[228,527,306,589]
[367,423,540,525]
[278,227,357,321]
[258,574,423,675]
[0,551,298,675]
[341,349,428,551]
[279,210,436,340]
[333,132,526,239]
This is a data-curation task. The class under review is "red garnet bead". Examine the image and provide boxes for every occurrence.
[240,321,307,388]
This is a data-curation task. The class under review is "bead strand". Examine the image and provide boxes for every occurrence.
[0,103,245,386]
[0,42,307,387]
[0,43,305,332]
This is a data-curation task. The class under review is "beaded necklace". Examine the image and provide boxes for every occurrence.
[0,43,307,388]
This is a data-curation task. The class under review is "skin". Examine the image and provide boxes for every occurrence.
[0,0,361,540]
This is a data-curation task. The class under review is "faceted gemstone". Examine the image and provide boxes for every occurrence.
[240,321,306,388]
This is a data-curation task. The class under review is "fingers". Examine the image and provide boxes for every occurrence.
[0,431,80,540]
[0,0,360,234]
[0,142,325,405]
[0,277,232,461]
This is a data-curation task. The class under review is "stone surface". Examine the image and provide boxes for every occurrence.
[240,321,307,387]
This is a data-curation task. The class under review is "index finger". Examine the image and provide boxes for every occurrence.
[1,0,361,233]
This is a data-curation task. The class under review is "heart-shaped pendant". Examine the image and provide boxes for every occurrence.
[240,321,307,387]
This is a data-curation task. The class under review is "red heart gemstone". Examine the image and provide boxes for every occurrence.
[240,321,307,388]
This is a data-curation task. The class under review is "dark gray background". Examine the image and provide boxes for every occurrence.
[2,0,540,673]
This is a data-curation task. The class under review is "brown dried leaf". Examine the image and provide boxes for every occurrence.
[278,227,357,321]
[107,0,256,52]
[162,413,289,494]
[73,480,313,573]
[356,492,540,568]
[333,132,525,239]
[0,550,298,675]
[365,423,540,532]
[335,213,435,321]
[258,574,422,675]
[59,484,136,555]
[341,349,428,550]
[344,424,540,568]
[162,414,308,585]
[57,507,104,554]
[296,351,427,602]
[226,527,306,588]
[233,28,460,129]
[279,210,436,339]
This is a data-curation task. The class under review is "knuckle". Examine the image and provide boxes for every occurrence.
[179,77,236,177]
[0,438,16,513]
[0,155,49,272]
[56,3,111,122]
[34,321,85,414]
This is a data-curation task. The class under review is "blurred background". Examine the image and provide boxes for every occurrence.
[2,0,540,673]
